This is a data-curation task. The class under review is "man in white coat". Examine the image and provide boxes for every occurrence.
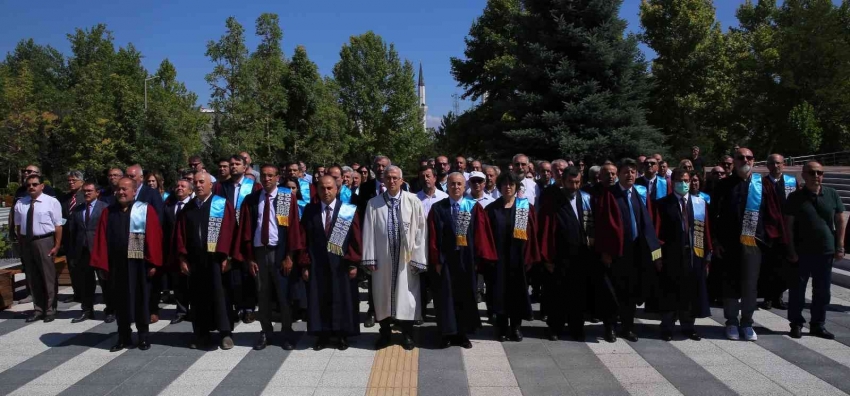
[362,165,428,351]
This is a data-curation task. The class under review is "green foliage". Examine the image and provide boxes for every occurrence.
[788,101,822,153]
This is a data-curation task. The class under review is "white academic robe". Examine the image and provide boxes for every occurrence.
[362,191,428,322]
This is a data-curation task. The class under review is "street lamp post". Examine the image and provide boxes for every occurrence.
[144,75,158,111]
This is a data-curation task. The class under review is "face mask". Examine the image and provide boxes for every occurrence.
[674,181,689,195]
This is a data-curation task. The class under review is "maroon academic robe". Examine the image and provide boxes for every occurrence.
[427,199,498,336]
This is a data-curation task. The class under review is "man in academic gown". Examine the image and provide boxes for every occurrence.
[126,164,164,219]
[239,164,304,350]
[428,172,498,349]
[710,148,786,341]
[636,157,671,202]
[362,165,428,350]
[301,175,362,351]
[649,169,711,341]
[539,167,611,341]
[758,154,796,310]
[595,158,662,343]
[215,154,263,324]
[176,171,240,350]
[160,179,193,324]
[90,178,163,352]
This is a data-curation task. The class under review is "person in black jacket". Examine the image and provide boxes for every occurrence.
[67,182,111,323]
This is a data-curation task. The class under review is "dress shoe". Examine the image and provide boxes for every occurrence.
[242,310,256,324]
[43,315,55,323]
[401,334,415,351]
[170,315,186,325]
[619,330,639,342]
[150,314,159,324]
[496,333,507,342]
[511,327,523,342]
[476,292,483,304]
[440,337,453,349]
[604,328,617,343]
[773,299,788,310]
[588,318,600,324]
[25,313,43,323]
[364,312,376,328]
[414,319,424,326]
[72,311,94,323]
[190,335,210,350]
[104,314,116,324]
[220,336,234,350]
[254,333,269,350]
[110,342,127,353]
[683,330,702,341]
[314,337,329,351]
[138,340,151,351]
[375,334,393,350]
[459,336,473,349]
[544,328,559,341]
[811,326,835,340]
[339,337,350,351]
[759,300,773,310]
[660,331,673,342]
[789,325,803,339]
[281,339,295,351]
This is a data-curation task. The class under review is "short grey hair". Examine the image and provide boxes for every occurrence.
[447,171,465,182]
[384,165,403,180]
[341,166,354,175]
[552,159,568,168]
[483,165,500,176]
[588,166,601,179]
[373,155,391,166]
[512,153,528,163]
[66,170,85,180]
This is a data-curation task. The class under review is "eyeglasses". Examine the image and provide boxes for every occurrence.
[515,162,528,166]
[736,155,754,161]
[189,163,201,167]
[26,183,40,187]
[437,162,449,166]
[22,169,37,174]
[771,162,783,165]
[470,179,484,184]
[711,171,726,176]
[644,161,657,166]
[807,170,824,176]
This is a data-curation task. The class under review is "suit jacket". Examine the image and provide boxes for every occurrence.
[214,176,262,212]
[162,196,190,268]
[67,200,106,261]
[636,175,672,200]
[135,184,164,219]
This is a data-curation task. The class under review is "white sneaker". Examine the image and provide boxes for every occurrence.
[743,327,758,341]
[726,325,740,340]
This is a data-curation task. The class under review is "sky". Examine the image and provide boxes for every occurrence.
[0,0,751,128]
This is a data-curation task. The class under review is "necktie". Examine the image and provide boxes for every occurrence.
[234,183,241,206]
[451,202,459,229]
[85,203,91,226]
[626,190,638,241]
[26,200,35,240]
[324,205,333,237]
[70,195,77,211]
[261,194,270,245]
[681,197,689,234]
[176,201,184,216]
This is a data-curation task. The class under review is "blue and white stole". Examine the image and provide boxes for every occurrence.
[162,191,170,201]
[328,203,357,256]
[654,177,668,200]
[128,202,149,260]
[782,174,796,198]
[339,185,352,204]
[691,195,707,258]
[207,195,226,253]
[233,178,254,223]
[579,190,594,246]
[297,178,311,216]
[633,185,649,207]
[741,174,762,247]
[275,187,293,227]
[698,192,711,204]
[454,198,476,247]
[513,198,530,240]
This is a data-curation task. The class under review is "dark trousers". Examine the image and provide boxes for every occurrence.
[605,272,637,332]
[116,260,151,340]
[544,268,567,331]
[169,272,189,316]
[723,246,761,327]
[148,272,165,315]
[72,249,100,313]
[21,237,57,316]
[229,262,257,312]
[660,310,695,332]
[98,269,114,315]
[759,243,790,302]
[788,254,833,327]
[255,246,292,335]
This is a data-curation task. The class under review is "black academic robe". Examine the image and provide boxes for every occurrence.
[215,177,262,310]
[90,203,163,333]
[485,198,540,320]
[428,200,498,336]
[648,194,711,317]
[301,201,363,336]
[175,197,239,335]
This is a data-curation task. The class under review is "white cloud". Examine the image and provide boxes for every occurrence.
[425,114,443,129]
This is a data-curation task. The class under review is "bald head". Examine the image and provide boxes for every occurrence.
[767,153,785,178]
[126,164,144,186]
[318,175,339,205]
[803,161,824,192]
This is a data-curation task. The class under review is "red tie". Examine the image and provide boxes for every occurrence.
[261,194,270,246]
[70,195,77,210]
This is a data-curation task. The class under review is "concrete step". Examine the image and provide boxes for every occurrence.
[823,177,850,186]
[835,189,850,198]
[825,173,850,180]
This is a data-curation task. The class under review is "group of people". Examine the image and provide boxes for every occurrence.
[9,146,843,355]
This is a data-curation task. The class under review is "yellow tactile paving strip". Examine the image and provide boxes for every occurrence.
[366,344,419,396]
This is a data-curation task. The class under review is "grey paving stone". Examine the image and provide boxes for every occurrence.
[99,354,158,371]
[143,356,200,371]
[754,332,850,394]
[512,367,569,388]
[552,352,612,370]
[58,383,116,396]
[500,341,549,356]
[507,354,557,370]
[515,385,576,396]
[418,369,469,396]
[217,368,278,387]
[544,340,596,355]
[72,369,138,386]
[418,346,466,372]
[561,367,624,391]
[208,384,266,396]
[0,370,45,394]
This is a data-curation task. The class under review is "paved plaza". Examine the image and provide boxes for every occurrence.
[1,283,850,396]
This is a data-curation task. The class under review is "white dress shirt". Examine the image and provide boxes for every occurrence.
[322,198,338,229]
[175,196,191,216]
[254,188,280,247]
[466,193,495,208]
[568,192,579,220]
[520,178,541,206]
[417,189,448,215]
[14,193,63,236]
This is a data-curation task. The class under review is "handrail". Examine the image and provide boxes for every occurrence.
[754,150,850,167]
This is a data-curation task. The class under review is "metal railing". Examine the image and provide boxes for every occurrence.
[754,150,850,167]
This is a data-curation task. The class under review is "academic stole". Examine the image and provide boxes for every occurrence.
[339,185,352,204]
[691,195,707,258]
[579,191,595,246]
[275,187,293,227]
[297,178,311,214]
[128,202,149,260]
[455,198,476,247]
[740,174,763,247]
[783,174,796,198]
[633,185,649,207]
[207,195,226,253]
[513,198,530,240]
[655,178,668,200]
[234,178,254,223]
[327,203,357,256]
[699,192,711,205]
